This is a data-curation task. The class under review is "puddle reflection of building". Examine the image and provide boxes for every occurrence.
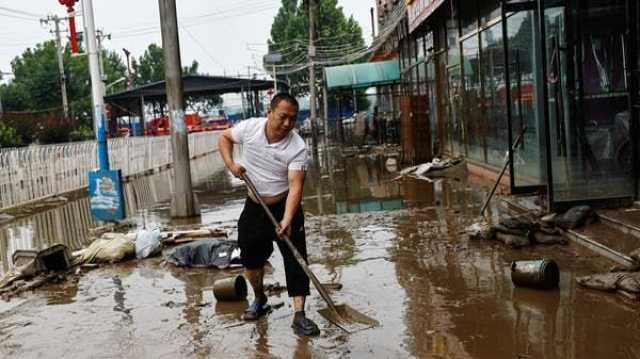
[0,197,96,274]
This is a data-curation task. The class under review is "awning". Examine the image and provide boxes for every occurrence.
[408,0,446,33]
[324,60,401,90]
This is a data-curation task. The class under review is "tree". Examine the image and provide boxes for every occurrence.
[0,40,127,143]
[268,0,366,97]
[131,43,200,86]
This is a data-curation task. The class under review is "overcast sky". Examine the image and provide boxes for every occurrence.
[0,0,373,83]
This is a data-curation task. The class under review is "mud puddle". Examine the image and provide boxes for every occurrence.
[0,149,639,358]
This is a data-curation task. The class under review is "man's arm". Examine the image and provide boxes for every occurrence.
[278,169,306,237]
[218,128,245,177]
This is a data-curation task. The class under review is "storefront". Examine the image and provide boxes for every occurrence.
[398,0,640,210]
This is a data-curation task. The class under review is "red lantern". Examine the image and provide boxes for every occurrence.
[58,0,80,54]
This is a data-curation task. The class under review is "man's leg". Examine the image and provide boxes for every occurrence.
[274,210,319,336]
[238,199,273,321]
[245,266,266,303]
[293,296,305,312]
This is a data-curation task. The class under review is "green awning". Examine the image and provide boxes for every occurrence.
[324,59,400,90]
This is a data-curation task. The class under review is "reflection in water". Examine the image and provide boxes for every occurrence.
[3,148,640,358]
[0,153,227,275]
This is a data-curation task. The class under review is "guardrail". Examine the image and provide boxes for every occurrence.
[0,131,220,210]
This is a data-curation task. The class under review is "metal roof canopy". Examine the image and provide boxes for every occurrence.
[324,60,401,90]
[104,75,285,114]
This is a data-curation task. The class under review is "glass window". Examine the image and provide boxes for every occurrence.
[550,1,634,202]
[479,0,501,25]
[481,21,508,168]
[460,0,478,35]
[462,35,483,162]
[505,10,544,187]
[447,18,460,66]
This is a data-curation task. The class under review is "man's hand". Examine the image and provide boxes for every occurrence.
[277,219,292,239]
[229,163,246,178]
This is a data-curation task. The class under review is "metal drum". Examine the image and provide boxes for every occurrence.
[510,259,560,289]
[213,275,248,301]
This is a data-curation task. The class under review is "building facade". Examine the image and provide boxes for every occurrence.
[387,0,640,210]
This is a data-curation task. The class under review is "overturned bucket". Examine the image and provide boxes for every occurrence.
[213,275,248,301]
[511,259,560,289]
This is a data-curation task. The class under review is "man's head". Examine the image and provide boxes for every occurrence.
[267,93,299,140]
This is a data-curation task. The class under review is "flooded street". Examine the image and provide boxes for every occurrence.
[0,148,639,358]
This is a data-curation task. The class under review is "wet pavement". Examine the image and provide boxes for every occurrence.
[0,148,640,358]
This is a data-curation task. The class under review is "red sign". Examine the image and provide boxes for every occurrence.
[407,0,446,33]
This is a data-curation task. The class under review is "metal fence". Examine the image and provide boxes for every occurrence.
[0,131,220,210]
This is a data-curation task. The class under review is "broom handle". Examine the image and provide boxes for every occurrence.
[242,173,339,311]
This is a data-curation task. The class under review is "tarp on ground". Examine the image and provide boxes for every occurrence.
[166,239,241,269]
[324,60,401,90]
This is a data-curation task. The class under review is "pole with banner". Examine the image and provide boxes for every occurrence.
[83,0,125,222]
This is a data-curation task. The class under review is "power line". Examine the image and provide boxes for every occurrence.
[178,24,226,75]
[0,5,43,19]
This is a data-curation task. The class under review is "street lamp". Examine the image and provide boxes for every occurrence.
[122,48,133,89]
[105,77,127,94]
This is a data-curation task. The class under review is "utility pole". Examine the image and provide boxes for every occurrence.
[370,7,376,39]
[83,0,125,222]
[159,0,198,218]
[308,0,319,156]
[82,0,109,170]
[322,74,329,145]
[42,15,69,118]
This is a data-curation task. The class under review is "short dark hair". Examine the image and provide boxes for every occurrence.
[270,93,299,111]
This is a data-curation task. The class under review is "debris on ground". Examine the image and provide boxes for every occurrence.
[0,244,73,289]
[135,228,163,259]
[553,206,598,230]
[75,233,135,264]
[160,228,228,245]
[399,158,465,180]
[466,213,567,248]
[0,244,76,299]
[166,239,241,269]
[577,271,640,300]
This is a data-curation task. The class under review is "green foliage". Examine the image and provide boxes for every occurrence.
[268,0,366,96]
[131,43,200,86]
[68,124,95,142]
[0,40,127,130]
[0,122,21,148]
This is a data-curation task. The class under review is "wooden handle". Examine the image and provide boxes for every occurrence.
[241,173,339,311]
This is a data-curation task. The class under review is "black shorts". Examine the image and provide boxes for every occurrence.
[237,197,310,297]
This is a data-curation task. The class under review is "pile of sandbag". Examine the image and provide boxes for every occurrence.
[577,272,640,300]
[467,215,566,248]
[75,233,136,264]
[467,206,598,249]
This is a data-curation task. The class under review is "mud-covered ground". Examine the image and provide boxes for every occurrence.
[0,149,639,358]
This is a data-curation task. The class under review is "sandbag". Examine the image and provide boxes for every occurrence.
[78,233,135,264]
[554,206,598,230]
[166,239,241,268]
[135,228,163,259]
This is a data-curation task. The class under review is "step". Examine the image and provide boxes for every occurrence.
[500,197,635,267]
[598,208,640,240]
[568,223,637,267]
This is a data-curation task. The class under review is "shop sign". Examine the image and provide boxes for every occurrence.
[406,0,445,33]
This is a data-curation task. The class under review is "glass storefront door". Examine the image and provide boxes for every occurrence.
[503,1,546,191]
[549,0,634,205]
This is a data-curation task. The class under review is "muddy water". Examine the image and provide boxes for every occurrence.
[0,149,639,358]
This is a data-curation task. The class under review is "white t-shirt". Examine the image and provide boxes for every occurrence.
[231,117,308,197]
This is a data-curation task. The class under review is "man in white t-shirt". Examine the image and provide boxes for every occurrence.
[218,93,320,337]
